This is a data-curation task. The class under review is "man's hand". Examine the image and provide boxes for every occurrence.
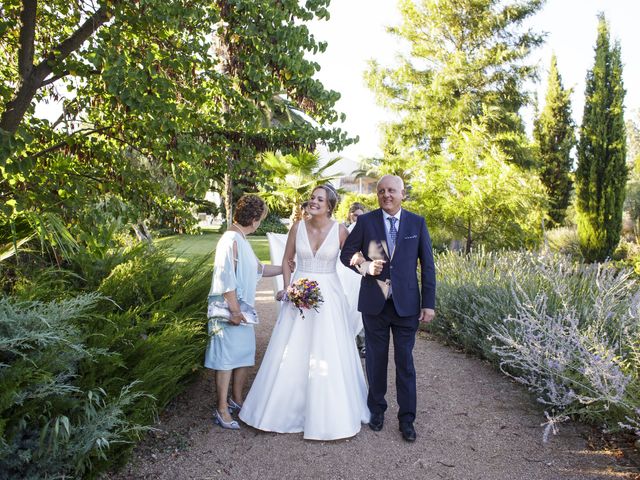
[419,308,435,323]
[367,259,386,276]
[275,289,286,301]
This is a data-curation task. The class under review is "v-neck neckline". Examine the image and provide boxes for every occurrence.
[304,221,336,258]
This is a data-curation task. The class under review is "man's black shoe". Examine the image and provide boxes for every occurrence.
[399,422,416,442]
[369,413,384,431]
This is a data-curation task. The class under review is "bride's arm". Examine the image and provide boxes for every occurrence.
[339,223,365,267]
[338,223,349,248]
[276,222,298,299]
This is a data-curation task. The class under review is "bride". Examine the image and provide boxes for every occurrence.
[239,184,370,440]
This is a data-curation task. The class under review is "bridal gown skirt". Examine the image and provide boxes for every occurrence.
[239,270,370,440]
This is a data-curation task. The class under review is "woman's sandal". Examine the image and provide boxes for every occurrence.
[228,398,243,415]
[214,409,240,430]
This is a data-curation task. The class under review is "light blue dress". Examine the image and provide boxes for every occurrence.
[204,231,262,370]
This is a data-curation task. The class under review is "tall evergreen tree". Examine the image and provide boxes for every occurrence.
[575,15,627,262]
[533,54,575,227]
[366,0,544,167]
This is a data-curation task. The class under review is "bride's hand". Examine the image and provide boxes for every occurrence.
[350,252,365,266]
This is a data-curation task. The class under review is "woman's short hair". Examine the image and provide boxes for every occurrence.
[348,202,367,214]
[233,194,267,226]
[313,184,339,216]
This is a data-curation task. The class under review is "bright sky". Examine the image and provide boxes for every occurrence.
[310,0,640,164]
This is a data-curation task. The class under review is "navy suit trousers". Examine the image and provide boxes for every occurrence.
[363,297,419,423]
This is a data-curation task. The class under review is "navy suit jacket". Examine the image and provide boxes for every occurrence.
[340,208,436,317]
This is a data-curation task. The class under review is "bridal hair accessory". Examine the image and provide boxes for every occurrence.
[315,183,340,215]
[283,278,324,320]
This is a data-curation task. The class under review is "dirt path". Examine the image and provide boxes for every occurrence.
[109,278,638,480]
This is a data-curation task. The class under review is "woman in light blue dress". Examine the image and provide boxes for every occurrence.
[205,194,282,430]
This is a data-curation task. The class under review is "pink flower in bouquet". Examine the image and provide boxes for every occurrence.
[284,278,324,319]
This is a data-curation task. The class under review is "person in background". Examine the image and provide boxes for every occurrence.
[205,194,283,430]
[346,202,367,231]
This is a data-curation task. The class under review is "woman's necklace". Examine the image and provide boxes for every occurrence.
[232,223,247,240]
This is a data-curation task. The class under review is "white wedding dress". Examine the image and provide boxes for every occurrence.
[240,221,370,440]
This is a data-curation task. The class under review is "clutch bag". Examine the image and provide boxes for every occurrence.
[207,298,259,325]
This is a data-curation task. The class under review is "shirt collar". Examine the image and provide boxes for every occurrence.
[382,209,401,222]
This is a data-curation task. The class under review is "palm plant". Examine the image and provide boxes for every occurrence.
[1,212,78,264]
[260,149,343,222]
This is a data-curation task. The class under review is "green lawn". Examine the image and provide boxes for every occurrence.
[155,232,272,263]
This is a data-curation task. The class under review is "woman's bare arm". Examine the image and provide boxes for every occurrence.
[261,264,283,277]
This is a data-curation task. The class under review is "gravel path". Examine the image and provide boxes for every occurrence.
[109,278,639,480]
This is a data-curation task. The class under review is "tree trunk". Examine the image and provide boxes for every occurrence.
[1,4,111,134]
[224,157,233,226]
[132,221,153,243]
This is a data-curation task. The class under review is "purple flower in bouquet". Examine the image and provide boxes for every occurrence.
[284,278,324,319]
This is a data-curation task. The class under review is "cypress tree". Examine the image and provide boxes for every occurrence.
[534,55,575,227]
[575,14,627,262]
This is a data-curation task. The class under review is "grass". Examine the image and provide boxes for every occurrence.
[155,232,272,263]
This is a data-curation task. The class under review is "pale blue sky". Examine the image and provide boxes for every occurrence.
[310,0,640,162]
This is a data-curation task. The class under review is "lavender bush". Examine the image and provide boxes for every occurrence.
[434,250,640,440]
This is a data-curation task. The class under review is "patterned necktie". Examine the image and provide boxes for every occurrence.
[388,216,398,254]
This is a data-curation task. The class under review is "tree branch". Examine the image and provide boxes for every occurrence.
[38,5,110,70]
[18,0,37,80]
[25,126,113,159]
[1,3,114,135]
[41,72,69,87]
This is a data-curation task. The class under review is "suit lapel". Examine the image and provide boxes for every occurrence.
[391,209,407,261]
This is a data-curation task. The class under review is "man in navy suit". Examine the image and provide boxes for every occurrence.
[340,175,436,442]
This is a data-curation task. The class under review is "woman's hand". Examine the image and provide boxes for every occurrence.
[349,252,365,267]
[228,312,245,326]
[275,289,286,301]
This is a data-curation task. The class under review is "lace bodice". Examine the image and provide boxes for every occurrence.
[295,221,339,274]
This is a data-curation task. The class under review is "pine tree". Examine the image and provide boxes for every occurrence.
[575,15,627,262]
[366,0,544,167]
[533,55,575,227]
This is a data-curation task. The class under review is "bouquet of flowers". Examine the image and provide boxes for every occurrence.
[284,278,324,319]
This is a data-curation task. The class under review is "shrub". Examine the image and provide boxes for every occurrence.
[333,192,377,223]
[98,247,176,310]
[433,250,640,439]
[545,226,582,259]
[0,294,149,479]
[1,247,211,478]
[255,211,288,235]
